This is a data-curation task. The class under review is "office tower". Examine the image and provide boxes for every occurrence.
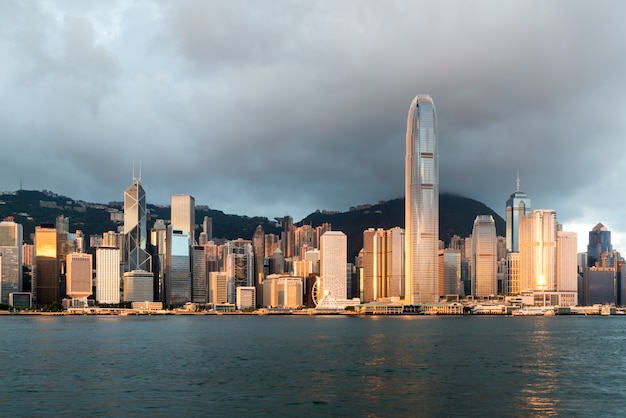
[165,227,191,306]
[519,210,557,292]
[252,225,265,307]
[0,219,23,304]
[124,177,150,272]
[209,271,228,305]
[263,275,304,308]
[224,239,254,304]
[150,219,167,302]
[123,270,154,302]
[439,249,461,297]
[35,224,59,305]
[405,94,439,305]
[281,216,295,258]
[96,246,121,304]
[557,231,578,304]
[471,216,497,297]
[66,253,92,303]
[504,252,520,294]
[505,175,531,253]
[191,245,207,304]
[56,215,69,235]
[362,228,385,302]
[171,195,195,244]
[386,227,405,299]
[236,286,256,310]
[587,223,612,267]
[317,231,347,308]
[405,95,439,305]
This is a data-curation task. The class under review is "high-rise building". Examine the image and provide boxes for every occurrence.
[252,225,265,307]
[361,227,405,302]
[471,215,497,297]
[171,194,195,244]
[505,174,531,253]
[124,177,150,272]
[96,246,121,304]
[123,270,154,302]
[317,231,348,308]
[165,227,191,306]
[35,224,59,305]
[66,253,92,300]
[439,249,461,297]
[191,245,207,304]
[557,231,578,295]
[0,219,23,304]
[519,210,557,292]
[587,223,612,267]
[386,227,405,299]
[224,239,254,304]
[209,271,228,305]
[405,94,439,305]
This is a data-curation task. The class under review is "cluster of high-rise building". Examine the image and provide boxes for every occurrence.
[0,94,623,311]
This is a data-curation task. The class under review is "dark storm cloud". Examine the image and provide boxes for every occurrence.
[1,0,625,248]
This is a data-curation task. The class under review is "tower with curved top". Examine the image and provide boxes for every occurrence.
[405,94,439,305]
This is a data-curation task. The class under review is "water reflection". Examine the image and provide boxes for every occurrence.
[516,318,559,416]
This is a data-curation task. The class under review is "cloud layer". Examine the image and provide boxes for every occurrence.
[1,0,625,249]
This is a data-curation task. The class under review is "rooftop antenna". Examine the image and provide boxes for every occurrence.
[516,172,520,192]
[132,161,142,183]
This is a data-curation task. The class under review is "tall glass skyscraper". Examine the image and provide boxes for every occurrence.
[471,215,497,297]
[505,175,531,253]
[587,223,611,267]
[124,178,150,272]
[405,94,439,305]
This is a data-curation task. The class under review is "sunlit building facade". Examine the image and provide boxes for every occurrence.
[96,246,121,304]
[405,94,439,305]
[557,231,578,295]
[317,231,347,307]
[66,253,92,300]
[171,194,195,244]
[0,219,23,304]
[519,210,557,292]
[471,215,497,297]
[35,224,59,305]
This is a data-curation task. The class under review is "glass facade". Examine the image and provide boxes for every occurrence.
[0,221,23,304]
[505,184,531,253]
[405,94,439,304]
[35,225,59,305]
[472,215,497,297]
[124,180,150,272]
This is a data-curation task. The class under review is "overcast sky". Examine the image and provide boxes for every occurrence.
[1,0,625,251]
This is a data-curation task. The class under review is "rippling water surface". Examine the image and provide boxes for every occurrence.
[2,315,626,416]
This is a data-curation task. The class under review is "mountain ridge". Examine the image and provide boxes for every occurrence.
[0,190,504,260]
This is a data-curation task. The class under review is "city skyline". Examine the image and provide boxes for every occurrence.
[1,1,625,252]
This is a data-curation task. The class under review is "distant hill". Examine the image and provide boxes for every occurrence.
[0,190,503,261]
[299,194,505,260]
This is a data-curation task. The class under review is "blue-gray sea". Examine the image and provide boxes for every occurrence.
[2,315,626,417]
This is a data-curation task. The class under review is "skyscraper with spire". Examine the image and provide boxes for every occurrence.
[124,171,151,272]
[505,174,531,253]
[405,94,439,305]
